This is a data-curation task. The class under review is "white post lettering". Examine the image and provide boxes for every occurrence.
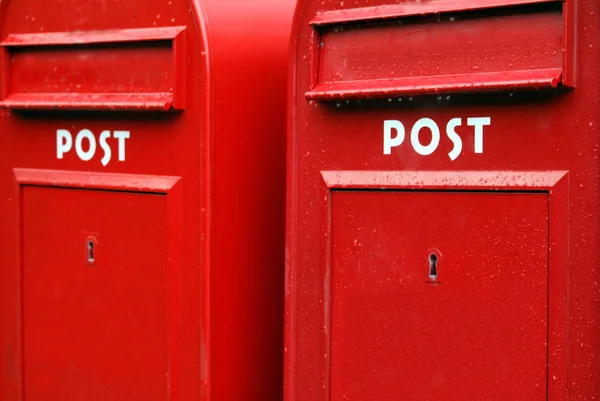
[383,120,405,155]
[113,130,131,162]
[446,118,463,161]
[467,117,491,154]
[99,130,112,167]
[411,118,440,156]
[75,129,96,161]
[56,129,73,159]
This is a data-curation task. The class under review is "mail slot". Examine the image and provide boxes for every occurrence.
[0,1,294,401]
[285,0,597,400]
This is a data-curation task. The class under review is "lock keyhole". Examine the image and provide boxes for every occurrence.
[428,254,437,280]
[87,240,95,263]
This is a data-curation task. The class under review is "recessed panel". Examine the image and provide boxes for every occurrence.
[308,0,567,99]
[1,27,185,110]
[22,186,168,401]
[331,191,548,401]
[318,7,562,83]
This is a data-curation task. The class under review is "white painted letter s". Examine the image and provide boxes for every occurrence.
[99,130,112,167]
[446,118,462,161]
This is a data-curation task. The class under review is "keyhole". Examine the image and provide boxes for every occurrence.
[428,254,437,280]
[87,240,95,263]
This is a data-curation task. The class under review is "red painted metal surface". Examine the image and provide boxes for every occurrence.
[22,186,169,401]
[286,1,598,401]
[306,0,571,100]
[309,0,561,25]
[1,27,186,110]
[305,69,563,101]
[0,1,294,401]
[331,191,548,400]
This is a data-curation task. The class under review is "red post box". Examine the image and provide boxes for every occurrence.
[0,1,293,401]
[285,0,597,400]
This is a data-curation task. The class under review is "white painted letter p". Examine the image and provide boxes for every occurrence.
[383,120,405,155]
[56,129,73,159]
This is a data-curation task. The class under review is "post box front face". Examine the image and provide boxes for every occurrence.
[287,0,598,400]
[331,191,548,400]
[22,187,169,401]
[0,1,203,400]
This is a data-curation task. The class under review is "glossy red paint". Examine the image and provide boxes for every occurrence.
[22,185,170,401]
[331,190,549,401]
[286,0,597,400]
[1,27,187,111]
[0,1,294,401]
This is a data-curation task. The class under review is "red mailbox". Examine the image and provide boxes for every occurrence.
[285,0,597,400]
[0,1,293,401]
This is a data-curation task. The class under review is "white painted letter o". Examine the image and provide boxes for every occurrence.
[75,129,96,162]
[411,118,440,156]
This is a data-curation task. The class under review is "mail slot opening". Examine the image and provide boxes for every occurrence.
[308,0,570,100]
[1,27,186,111]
